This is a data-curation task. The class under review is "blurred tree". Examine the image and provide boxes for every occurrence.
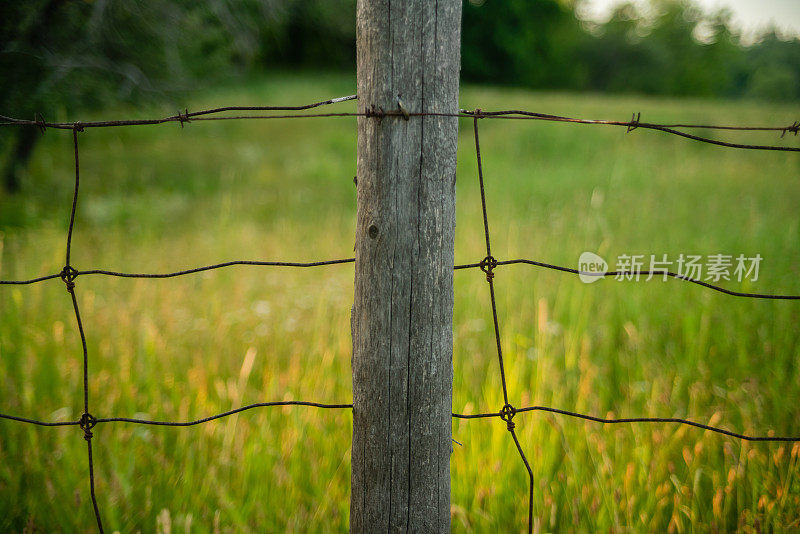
[577,0,799,101]
[461,0,588,89]
[259,0,356,70]
[744,30,800,101]
[647,0,706,95]
[0,0,283,193]
[580,2,669,94]
[698,10,743,98]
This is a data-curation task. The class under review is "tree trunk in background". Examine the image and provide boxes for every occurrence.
[351,0,462,531]
[2,128,39,193]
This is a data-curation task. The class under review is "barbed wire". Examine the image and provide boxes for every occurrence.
[1,96,798,151]
[0,95,358,129]
[0,94,798,532]
[461,109,800,151]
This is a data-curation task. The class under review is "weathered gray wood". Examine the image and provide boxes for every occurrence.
[351,1,461,532]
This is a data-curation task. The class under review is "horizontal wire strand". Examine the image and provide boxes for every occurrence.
[0,101,797,151]
[3,259,797,299]
[462,109,800,151]
[5,404,797,443]
[467,259,800,300]
[96,401,355,426]
[0,413,80,426]
[452,406,800,442]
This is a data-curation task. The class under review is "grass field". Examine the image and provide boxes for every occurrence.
[1,72,799,533]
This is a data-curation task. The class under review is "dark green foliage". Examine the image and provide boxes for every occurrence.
[462,0,800,104]
[0,0,283,191]
[260,0,356,70]
[461,0,587,89]
[577,1,750,98]
[0,0,285,111]
[744,32,800,101]
[1,0,799,193]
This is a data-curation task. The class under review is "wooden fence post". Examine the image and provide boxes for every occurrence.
[350,0,462,532]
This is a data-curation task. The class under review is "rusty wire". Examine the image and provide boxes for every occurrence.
[1,98,798,151]
[0,94,799,532]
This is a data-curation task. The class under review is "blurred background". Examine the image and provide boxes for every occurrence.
[1,1,799,532]
[2,0,799,193]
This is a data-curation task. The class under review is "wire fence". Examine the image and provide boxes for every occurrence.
[1,95,799,533]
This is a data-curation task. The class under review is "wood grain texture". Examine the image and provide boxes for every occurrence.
[351,1,461,532]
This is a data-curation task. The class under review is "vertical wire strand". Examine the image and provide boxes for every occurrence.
[473,114,509,404]
[473,113,492,259]
[473,113,534,533]
[509,428,534,534]
[87,439,104,533]
[487,279,509,405]
[68,289,89,420]
[68,126,104,533]
[66,127,80,267]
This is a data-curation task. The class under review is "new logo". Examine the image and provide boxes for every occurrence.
[578,252,608,284]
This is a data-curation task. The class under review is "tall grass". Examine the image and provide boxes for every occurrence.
[1,73,798,532]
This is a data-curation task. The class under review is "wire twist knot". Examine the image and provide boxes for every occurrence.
[60,266,78,292]
[479,255,497,282]
[473,108,484,119]
[73,121,84,133]
[79,412,97,441]
[782,121,799,138]
[627,112,641,133]
[499,403,516,431]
